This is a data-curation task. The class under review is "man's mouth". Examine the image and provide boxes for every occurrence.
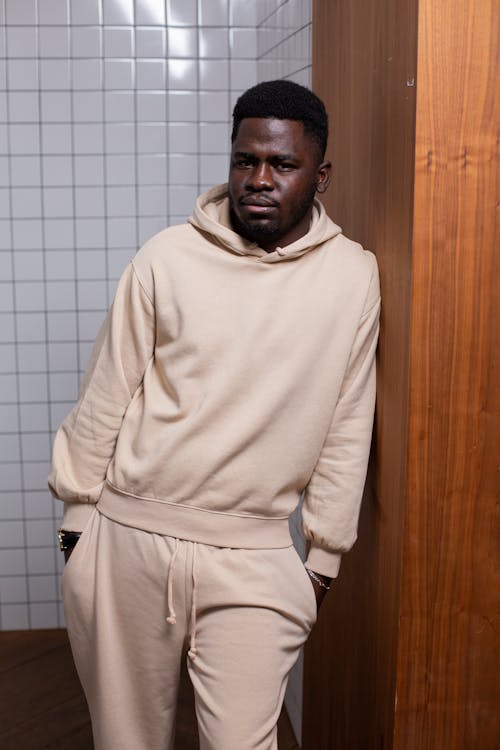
[239,197,279,208]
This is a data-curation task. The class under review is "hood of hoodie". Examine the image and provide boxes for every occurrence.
[188,183,342,264]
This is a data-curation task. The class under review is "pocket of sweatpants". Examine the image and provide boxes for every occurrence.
[289,547,318,625]
[61,507,97,585]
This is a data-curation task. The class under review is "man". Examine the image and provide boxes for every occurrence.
[49,80,380,750]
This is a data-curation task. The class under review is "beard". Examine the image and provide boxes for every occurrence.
[229,180,317,246]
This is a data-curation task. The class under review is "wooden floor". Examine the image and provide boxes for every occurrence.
[0,629,299,749]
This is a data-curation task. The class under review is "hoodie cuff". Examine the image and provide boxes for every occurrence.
[61,501,96,533]
[305,546,342,579]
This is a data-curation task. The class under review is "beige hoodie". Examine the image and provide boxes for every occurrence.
[49,184,380,577]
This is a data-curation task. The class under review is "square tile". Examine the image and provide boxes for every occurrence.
[137,91,167,122]
[166,0,197,26]
[104,59,134,89]
[8,59,38,90]
[47,310,77,340]
[230,28,257,58]
[17,342,48,372]
[0,576,28,604]
[168,27,197,58]
[41,124,72,154]
[30,602,61,629]
[8,91,39,121]
[168,185,198,215]
[198,0,228,26]
[75,186,105,217]
[13,250,44,281]
[199,91,229,121]
[137,123,166,153]
[168,154,198,185]
[42,155,73,186]
[40,59,71,90]
[10,155,42,187]
[14,281,45,312]
[27,547,57,575]
[70,0,101,25]
[21,432,51,461]
[45,250,76,282]
[199,28,228,58]
[199,122,229,153]
[18,373,49,401]
[107,217,136,248]
[168,123,197,153]
[137,154,167,185]
[78,310,106,340]
[77,280,107,310]
[39,26,70,57]
[16,314,46,344]
[104,91,135,121]
[11,186,42,218]
[6,0,37,25]
[168,59,197,90]
[38,0,69,25]
[71,27,102,58]
[135,0,165,25]
[72,59,102,90]
[1,603,29,629]
[73,123,104,154]
[0,403,18,431]
[136,59,166,90]
[49,372,78,402]
[75,217,106,248]
[138,186,167,216]
[6,26,37,57]
[105,154,136,184]
[103,27,134,57]
[199,59,229,91]
[106,186,135,217]
[104,123,135,153]
[48,341,78,370]
[46,280,75,310]
[41,92,71,123]
[20,402,50,431]
[103,0,134,25]
[135,27,166,58]
[73,91,104,122]
[74,155,105,185]
[44,218,74,249]
[76,249,106,279]
[168,91,197,121]
[43,187,73,219]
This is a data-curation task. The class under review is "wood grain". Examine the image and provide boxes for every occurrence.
[307,0,499,748]
[305,0,418,747]
[396,0,500,747]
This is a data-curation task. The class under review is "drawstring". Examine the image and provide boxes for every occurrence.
[165,538,198,660]
[165,538,179,624]
[188,542,198,659]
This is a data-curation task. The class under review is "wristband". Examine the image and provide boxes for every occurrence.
[306,567,331,590]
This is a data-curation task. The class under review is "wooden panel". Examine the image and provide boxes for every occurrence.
[395,0,500,746]
[304,1,418,747]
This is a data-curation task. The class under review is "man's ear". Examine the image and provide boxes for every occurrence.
[316,161,332,194]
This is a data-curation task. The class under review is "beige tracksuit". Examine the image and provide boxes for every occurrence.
[49,184,380,749]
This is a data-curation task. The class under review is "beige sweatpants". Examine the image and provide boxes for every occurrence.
[61,509,317,750]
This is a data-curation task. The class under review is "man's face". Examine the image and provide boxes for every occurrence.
[228,117,331,251]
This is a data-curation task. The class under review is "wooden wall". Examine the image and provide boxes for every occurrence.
[305,0,499,748]
[305,0,419,746]
[395,0,499,746]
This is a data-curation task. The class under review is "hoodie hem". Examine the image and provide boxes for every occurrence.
[97,482,293,549]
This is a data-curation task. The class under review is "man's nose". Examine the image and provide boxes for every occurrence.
[247,162,273,190]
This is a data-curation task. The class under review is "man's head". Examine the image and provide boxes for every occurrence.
[228,80,331,251]
[231,80,328,161]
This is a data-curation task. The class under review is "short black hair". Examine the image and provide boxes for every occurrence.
[231,80,328,159]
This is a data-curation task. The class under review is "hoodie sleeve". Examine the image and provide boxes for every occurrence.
[302,253,380,578]
[48,261,155,531]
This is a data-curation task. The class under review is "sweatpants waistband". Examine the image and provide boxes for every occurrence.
[97,482,293,549]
